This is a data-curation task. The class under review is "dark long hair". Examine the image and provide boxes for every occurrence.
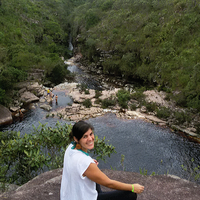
[70,121,94,141]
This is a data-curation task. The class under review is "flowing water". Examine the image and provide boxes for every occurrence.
[0,64,200,184]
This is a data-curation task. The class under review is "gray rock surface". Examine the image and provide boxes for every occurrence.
[1,168,200,200]
[20,91,39,104]
[0,104,13,126]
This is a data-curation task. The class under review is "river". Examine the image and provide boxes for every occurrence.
[0,63,200,184]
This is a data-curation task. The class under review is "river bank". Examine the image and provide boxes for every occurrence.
[62,56,200,142]
[1,57,200,188]
[1,55,200,143]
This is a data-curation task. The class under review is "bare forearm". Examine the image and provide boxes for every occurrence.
[104,180,144,194]
[84,163,144,194]
[104,180,132,191]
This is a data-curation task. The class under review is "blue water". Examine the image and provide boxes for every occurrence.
[87,114,200,183]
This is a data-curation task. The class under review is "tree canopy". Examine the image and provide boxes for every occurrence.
[1,0,200,110]
[69,0,200,110]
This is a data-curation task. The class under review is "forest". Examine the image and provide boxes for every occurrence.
[1,0,200,111]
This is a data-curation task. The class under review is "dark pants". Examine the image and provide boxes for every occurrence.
[96,184,137,200]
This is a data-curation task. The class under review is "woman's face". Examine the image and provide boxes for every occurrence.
[78,128,94,152]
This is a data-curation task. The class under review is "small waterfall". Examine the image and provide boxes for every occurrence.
[69,34,73,52]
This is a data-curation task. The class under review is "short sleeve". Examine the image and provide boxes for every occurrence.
[76,154,95,179]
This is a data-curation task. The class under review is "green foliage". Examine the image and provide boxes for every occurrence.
[139,167,148,176]
[48,63,69,85]
[101,0,114,11]
[181,158,200,182]
[130,103,137,111]
[173,27,190,46]
[85,9,100,29]
[144,102,158,112]
[0,122,116,185]
[82,99,92,108]
[120,154,125,171]
[77,83,89,94]
[195,123,200,135]
[0,88,11,106]
[116,89,130,109]
[0,122,72,185]
[101,97,116,109]
[95,90,102,98]
[0,0,76,103]
[0,67,27,90]
[173,111,191,125]
[156,107,171,119]
[92,135,116,162]
[0,88,6,104]
[69,0,200,112]
[130,90,146,101]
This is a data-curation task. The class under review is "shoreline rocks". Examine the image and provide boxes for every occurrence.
[1,168,200,200]
[63,56,200,141]
[49,82,200,142]
[0,81,46,126]
[0,105,13,126]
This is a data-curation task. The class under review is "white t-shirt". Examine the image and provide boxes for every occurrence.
[60,143,97,200]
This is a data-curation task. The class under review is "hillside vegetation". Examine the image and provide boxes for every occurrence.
[0,0,86,105]
[69,0,200,111]
[1,0,200,112]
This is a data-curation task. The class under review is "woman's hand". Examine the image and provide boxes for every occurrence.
[93,159,99,165]
[84,163,144,193]
[133,184,144,194]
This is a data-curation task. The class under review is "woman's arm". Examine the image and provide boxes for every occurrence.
[83,163,144,194]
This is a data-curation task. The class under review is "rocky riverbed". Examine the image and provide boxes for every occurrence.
[1,56,200,142]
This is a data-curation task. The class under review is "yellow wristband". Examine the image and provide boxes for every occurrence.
[132,184,134,193]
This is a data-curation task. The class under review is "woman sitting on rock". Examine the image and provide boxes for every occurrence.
[60,120,144,200]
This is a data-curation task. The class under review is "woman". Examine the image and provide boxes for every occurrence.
[60,121,144,200]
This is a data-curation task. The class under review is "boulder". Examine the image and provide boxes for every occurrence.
[1,168,200,200]
[0,105,13,126]
[20,92,39,104]
[145,115,166,124]
[9,106,20,112]
[40,104,52,111]
[27,82,43,96]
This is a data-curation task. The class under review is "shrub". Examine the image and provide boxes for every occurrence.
[173,27,190,46]
[48,64,69,85]
[85,10,100,29]
[195,123,200,135]
[156,107,171,119]
[77,83,88,93]
[130,91,145,101]
[82,99,92,108]
[130,103,137,111]
[94,98,102,104]
[173,91,187,107]
[101,0,114,11]
[173,111,191,124]
[0,122,115,185]
[95,90,102,98]
[101,97,116,108]
[145,102,158,112]
[85,89,90,94]
[0,88,6,105]
[117,89,130,109]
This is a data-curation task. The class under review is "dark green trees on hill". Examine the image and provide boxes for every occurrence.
[0,0,85,105]
[69,0,200,111]
[1,0,200,111]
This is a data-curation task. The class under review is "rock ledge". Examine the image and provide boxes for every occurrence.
[1,168,199,200]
